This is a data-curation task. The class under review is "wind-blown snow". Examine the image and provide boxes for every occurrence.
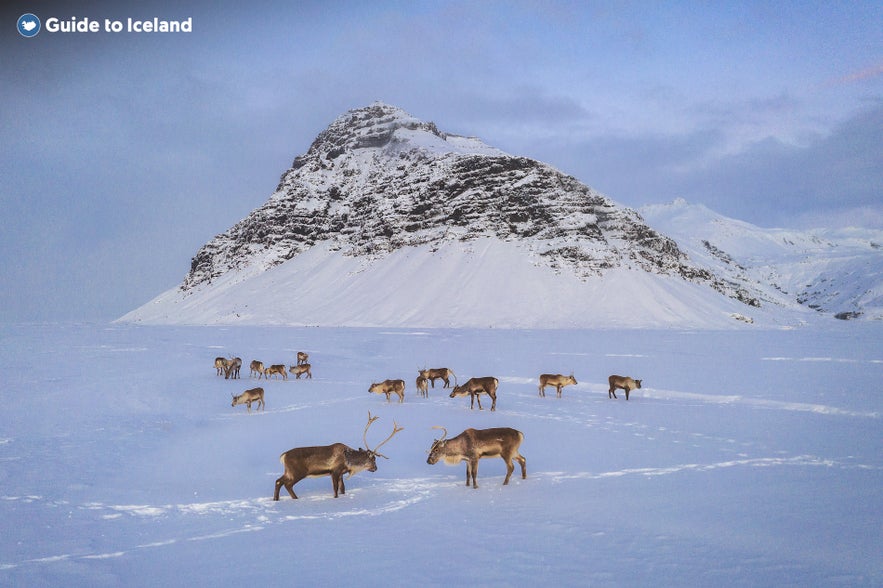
[1,323,881,585]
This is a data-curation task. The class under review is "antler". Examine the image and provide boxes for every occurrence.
[363,410,381,450]
[432,425,448,442]
[372,419,404,459]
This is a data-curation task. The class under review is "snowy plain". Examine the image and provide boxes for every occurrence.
[1,321,881,586]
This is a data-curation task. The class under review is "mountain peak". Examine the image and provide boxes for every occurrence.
[290,103,503,172]
[124,104,773,327]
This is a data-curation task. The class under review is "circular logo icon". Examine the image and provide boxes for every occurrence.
[18,13,41,38]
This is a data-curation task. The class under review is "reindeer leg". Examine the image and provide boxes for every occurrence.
[503,457,514,485]
[517,454,527,479]
[471,459,479,489]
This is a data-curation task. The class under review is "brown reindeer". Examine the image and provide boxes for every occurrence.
[427,426,526,489]
[231,388,264,413]
[224,357,242,380]
[249,360,265,379]
[368,379,405,403]
[419,367,457,389]
[214,357,229,376]
[296,351,309,366]
[608,375,642,400]
[274,412,403,500]
[264,364,287,380]
[449,377,498,411]
[288,363,312,379]
[416,375,429,398]
[538,373,577,398]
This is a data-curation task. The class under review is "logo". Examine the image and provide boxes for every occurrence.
[17,13,40,37]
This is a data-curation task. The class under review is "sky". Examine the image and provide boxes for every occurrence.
[1,0,881,323]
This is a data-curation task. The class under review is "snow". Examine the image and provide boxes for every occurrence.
[1,322,881,585]
[641,199,883,318]
[120,238,811,329]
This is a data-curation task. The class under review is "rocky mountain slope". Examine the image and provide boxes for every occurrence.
[120,103,814,328]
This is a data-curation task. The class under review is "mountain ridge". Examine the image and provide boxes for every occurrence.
[119,103,874,328]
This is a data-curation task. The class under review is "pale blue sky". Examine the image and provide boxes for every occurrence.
[1,1,881,322]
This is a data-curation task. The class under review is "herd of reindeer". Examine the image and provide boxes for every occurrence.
[212,353,642,501]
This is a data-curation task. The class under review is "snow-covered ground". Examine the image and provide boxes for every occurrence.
[119,238,812,329]
[1,322,880,585]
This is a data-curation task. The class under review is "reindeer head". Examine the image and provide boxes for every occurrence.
[426,426,448,465]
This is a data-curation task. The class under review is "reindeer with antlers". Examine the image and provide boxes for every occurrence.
[273,412,404,500]
[426,426,526,489]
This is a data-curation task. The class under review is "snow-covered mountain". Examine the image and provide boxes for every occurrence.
[120,103,847,328]
[641,198,883,321]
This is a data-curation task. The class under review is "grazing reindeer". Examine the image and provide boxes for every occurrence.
[224,357,242,380]
[249,360,265,379]
[274,412,404,500]
[608,375,642,400]
[264,364,287,380]
[426,426,526,489]
[538,373,577,398]
[231,388,265,413]
[368,379,405,403]
[288,363,312,379]
[214,357,229,376]
[449,377,498,411]
[416,374,429,398]
[296,351,309,365]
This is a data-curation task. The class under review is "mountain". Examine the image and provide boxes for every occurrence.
[119,103,810,328]
[641,198,883,321]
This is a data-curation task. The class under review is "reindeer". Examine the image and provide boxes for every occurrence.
[288,363,312,379]
[416,375,429,398]
[264,364,288,380]
[249,360,265,379]
[608,375,642,400]
[426,427,526,489]
[231,387,264,413]
[274,412,403,500]
[538,373,577,398]
[214,357,229,376]
[296,351,309,366]
[224,357,242,380]
[419,367,457,389]
[449,377,498,411]
[368,379,405,403]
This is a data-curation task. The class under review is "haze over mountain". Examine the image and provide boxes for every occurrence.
[119,103,878,328]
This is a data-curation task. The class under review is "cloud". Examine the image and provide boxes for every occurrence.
[531,101,883,229]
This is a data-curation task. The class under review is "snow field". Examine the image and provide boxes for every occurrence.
[0,323,880,586]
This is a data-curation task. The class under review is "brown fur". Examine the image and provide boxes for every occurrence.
[288,363,312,379]
[449,377,498,411]
[231,387,265,413]
[368,379,405,403]
[273,414,402,500]
[264,364,287,380]
[427,427,526,489]
[608,375,642,401]
[419,367,457,388]
[538,373,577,398]
[416,375,429,398]
[224,357,242,380]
